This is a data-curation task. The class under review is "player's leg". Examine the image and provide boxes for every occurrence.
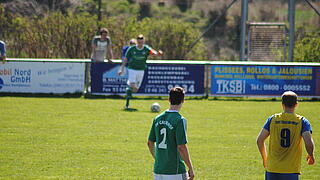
[125,69,144,108]
[125,82,137,107]
[135,70,145,91]
[125,69,138,108]
[130,83,138,92]
[85,62,92,93]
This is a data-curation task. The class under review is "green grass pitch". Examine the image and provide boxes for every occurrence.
[0,97,319,179]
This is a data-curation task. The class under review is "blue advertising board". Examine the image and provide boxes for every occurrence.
[211,65,320,97]
[91,63,205,96]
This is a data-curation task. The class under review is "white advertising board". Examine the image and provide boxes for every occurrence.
[0,62,85,93]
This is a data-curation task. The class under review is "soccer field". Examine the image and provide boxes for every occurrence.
[0,97,319,179]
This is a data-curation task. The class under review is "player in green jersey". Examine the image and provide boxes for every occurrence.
[147,87,194,180]
[118,34,163,109]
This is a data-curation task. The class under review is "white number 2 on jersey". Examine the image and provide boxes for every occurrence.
[158,128,167,149]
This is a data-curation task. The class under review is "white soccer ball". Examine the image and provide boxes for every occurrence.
[151,102,161,112]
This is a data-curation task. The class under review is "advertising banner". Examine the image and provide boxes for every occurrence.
[91,63,205,96]
[0,62,85,93]
[211,65,320,97]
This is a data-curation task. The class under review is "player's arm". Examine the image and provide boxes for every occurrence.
[302,131,315,165]
[106,44,113,63]
[1,55,6,64]
[176,119,194,179]
[147,140,156,159]
[0,43,6,64]
[178,144,194,180]
[149,48,163,56]
[118,47,130,75]
[118,57,127,76]
[147,119,156,159]
[106,38,113,63]
[256,128,269,168]
[121,47,127,62]
[91,41,97,61]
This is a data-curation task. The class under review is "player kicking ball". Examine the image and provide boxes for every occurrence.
[257,91,315,180]
[118,34,162,110]
[147,87,195,180]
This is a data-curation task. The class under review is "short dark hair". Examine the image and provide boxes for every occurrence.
[282,91,298,108]
[169,87,185,105]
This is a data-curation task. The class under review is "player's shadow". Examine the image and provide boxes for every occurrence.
[123,107,138,112]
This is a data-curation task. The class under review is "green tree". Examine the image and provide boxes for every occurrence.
[1,9,207,60]
[174,0,194,12]
[294,31,320,62]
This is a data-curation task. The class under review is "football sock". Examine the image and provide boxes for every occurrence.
[125,87,133,107]
[125,97,130,108]
[126,87,133,98]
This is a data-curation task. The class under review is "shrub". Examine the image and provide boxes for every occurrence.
[174,0,194,12]
[294,31,320,62]
[0,8,207,60]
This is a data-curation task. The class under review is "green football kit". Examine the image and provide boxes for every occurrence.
[125,45,152,70]
[124,44,153,108]
[148,110,188,175]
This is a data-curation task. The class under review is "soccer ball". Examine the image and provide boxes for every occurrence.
[151,102,161,112]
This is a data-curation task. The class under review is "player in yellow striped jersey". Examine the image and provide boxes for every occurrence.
[257,91,315,180]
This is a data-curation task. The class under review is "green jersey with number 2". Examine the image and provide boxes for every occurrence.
[148,110,187,175]
[125,45,152,70]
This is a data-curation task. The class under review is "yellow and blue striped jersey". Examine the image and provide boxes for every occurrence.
[263,113,312,174]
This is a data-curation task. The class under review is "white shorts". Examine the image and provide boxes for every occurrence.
[154,173,187,180]
[127,69,145,89]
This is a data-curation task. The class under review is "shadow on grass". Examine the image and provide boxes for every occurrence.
[208,96,320,102]
[208,97,278,102]
[1,93,319,102]
[84,94,166,100]
[123,107,138,112]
